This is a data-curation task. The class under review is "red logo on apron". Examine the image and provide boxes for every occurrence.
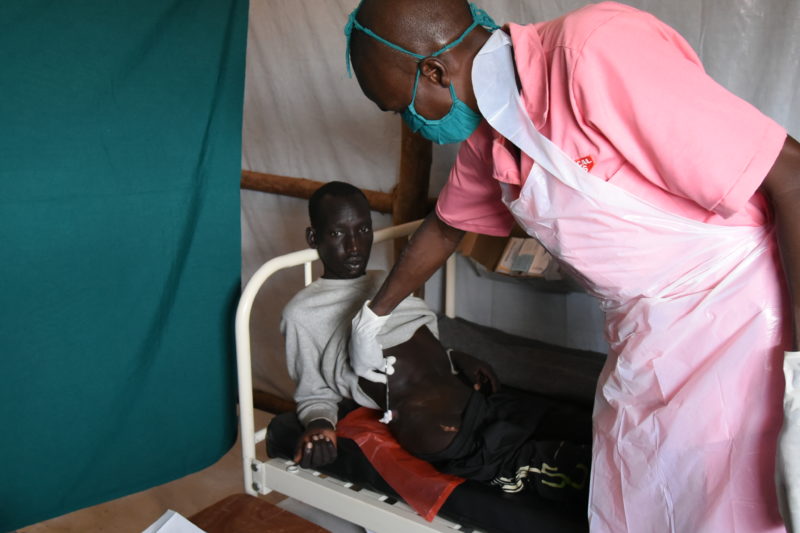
[575,156,594,172]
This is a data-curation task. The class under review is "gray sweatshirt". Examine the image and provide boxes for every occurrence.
[281,271,438,428]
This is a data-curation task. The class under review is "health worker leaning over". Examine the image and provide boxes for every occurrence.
[344,1,800,532]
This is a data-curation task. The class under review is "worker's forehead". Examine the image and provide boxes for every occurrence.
[351,47,415,112]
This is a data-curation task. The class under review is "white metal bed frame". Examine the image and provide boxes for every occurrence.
[235,219,471,532]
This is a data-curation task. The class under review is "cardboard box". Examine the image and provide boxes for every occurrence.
[458,231,562,281]
[457,232,508,271]
[495,237,558,278]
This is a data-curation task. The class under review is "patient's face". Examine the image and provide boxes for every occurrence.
[313,195,373,279]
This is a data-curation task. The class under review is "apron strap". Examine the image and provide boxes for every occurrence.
[473,32,591,192]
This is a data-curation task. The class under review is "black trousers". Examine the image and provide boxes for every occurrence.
[415,389,592,499]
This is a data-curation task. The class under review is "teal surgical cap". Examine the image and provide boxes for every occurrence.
[344,2,499,77]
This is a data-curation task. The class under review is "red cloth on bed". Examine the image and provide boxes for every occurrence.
[336,407,465,522]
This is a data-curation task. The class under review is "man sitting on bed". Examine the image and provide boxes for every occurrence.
[281,180,591,500]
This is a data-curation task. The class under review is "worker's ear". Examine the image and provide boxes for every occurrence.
[419,57,450,88]
[306,227,318,249]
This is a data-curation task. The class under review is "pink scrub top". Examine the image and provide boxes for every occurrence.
[436,1,787,236]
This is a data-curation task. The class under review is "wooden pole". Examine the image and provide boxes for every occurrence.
[252,389,296,414]
[241,170,394,214]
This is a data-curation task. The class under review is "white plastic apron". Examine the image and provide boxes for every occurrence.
[474,31,788,533]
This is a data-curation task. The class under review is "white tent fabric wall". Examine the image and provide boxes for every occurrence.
[242,0,800,400]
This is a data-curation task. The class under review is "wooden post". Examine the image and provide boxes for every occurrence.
[252,389,296,414]
[241,171,394,214]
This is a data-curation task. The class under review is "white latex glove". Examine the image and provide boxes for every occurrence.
[777,351,800,532]
[349,300,391,383]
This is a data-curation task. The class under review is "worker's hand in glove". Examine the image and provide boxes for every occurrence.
[776,351,800,532]
[350,300,391,383]
[294,419,337,469]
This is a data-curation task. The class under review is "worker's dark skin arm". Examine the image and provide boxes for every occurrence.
[370,211,465,316]
[760,135,800,350]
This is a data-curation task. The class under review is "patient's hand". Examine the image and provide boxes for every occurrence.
[449,350,500,393]
[294,419,338,469]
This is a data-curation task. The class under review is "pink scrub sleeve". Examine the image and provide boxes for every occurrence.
[572,9,786,219]
[436,122,516,236]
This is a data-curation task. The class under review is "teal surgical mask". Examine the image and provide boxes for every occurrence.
[402,69,482,145]
[345,3,499,144]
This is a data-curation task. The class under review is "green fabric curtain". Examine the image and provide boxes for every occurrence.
[0,1,248,529]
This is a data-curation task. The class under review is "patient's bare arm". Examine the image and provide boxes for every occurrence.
[448,349,499,393]
[370,213,464,316]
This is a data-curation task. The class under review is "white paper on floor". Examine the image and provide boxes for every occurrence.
[141,510,206,533]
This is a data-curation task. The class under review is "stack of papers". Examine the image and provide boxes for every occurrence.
[141,510,207,533]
